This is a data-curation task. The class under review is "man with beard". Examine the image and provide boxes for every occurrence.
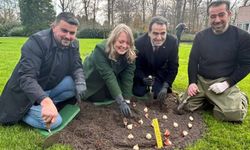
[0,12,86,129]
[178,0,250,122]
[133,16,179,106]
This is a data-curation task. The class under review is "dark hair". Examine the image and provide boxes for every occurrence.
[54,12,79,26]
[207,0,230,15]
[148,16,168,32]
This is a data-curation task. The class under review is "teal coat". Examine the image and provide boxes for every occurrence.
[83,40,135,100]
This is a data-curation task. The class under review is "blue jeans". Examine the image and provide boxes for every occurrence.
[22,76,75,130]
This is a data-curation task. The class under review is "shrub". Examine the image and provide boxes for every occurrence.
[133,31,145,39]
[8,26,26,36]
[77,28,111,38]
[180,33,195,42]
[77,28,147,39]
[0,24,12,37]
[0,25,4,36]
[0,22,22,37]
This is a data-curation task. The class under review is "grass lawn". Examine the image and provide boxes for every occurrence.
[0,37,249,150]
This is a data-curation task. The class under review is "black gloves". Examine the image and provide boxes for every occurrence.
[143,76,154,86]
[73,68,86,103]
[115,95,132,117]
[75,82,86,102]
[157,82,169,102]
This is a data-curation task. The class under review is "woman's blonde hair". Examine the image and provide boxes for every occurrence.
[106,24,136,63]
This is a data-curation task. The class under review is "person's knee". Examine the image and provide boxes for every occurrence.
[213,108,247,122]
[63,76,75,90]
[63,91,75,99]
[133,86,147,97]
[50,115,62,129]
[60,76,76,97]
[181,94,204,112]
[214,92,249,122]
[37,114,62,129]
[133,88,146,97]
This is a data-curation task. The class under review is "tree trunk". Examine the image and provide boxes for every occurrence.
[152,0,157,17]
[107,0,111,26]
[181,0,187,23]
[142,0,146,24]
[176,0,183,26]
[111,0,115,27]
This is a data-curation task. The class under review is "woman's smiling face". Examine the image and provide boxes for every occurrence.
[114,31,130,55]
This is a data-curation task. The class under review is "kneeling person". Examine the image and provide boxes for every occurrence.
[179,0,250,122]
[83,24,136,117]
[133,16,179,105]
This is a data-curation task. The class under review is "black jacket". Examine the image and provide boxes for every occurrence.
[133,33,179,92]
[0,29,85,124]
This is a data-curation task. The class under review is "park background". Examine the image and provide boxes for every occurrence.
[1,0,250,38]
[0,0,250,149]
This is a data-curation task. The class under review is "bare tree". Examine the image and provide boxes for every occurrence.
[0,0,19,24]
[111,0,115,26]
[242,0,250,6]
[175,0,183,25]
[187,0,203,33]
[158,0,177,31]
[81,0,91,21]
[230,0,241,24]
[142,0,146,24]
[106,0,115,27]
[181,0,187,22]
[107,0,111,26]
[58,0,70,12]
[113,0,138,25]
[18,0,249,33]
[230,0,238,10]
[152,0,159,16]
[204,0,212,27]
[92,0,99,27]
[56,0,81,15]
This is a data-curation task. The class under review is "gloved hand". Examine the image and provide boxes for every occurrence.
[143,76,154,86]
[157,82,169,102]
[75,82,86,102]
[208,81,229,94]
[115,95,132,117]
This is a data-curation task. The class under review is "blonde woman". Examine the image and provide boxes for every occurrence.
[83,24,136,117]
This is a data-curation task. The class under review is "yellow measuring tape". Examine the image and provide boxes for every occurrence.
[152,118,163,148]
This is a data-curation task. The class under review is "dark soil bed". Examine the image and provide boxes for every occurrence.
[58,94,206,150]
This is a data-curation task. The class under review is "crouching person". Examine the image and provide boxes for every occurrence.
[83,24,136,117]
[132,16,179,106]
[0,12,86,129]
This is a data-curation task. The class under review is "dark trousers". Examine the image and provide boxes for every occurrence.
[133,80,163,98]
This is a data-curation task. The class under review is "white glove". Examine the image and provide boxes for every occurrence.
[208,81,229,94]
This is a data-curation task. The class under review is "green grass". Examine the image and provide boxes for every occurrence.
[0,38,249,150]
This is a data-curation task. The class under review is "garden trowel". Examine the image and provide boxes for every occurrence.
[145,85,154,107]
[175,95,191,114]
[177,95,190,110]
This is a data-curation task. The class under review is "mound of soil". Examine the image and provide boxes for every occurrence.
[58,94,206,150]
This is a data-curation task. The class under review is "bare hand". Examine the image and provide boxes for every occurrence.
[188,83,200,96]
[41,97,58,124]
